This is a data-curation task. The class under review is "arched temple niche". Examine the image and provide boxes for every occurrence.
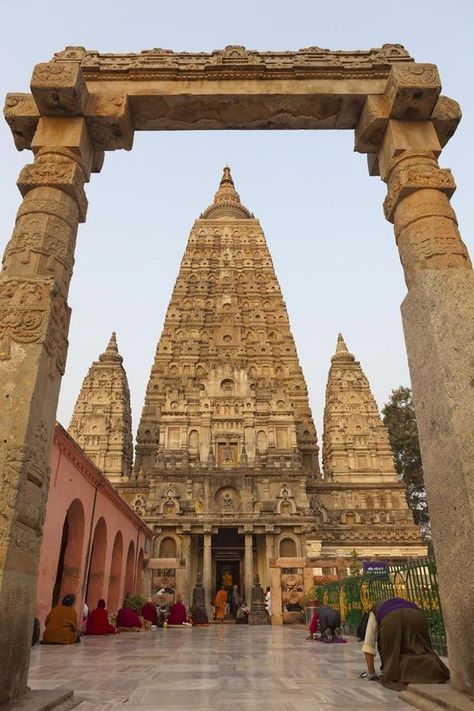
[123,540,135,598]
[276,485,297,514]
[341,510,362,525]
[158,535,179,559]
[107,531,123,614]
[86,517,107,607]
[51,498,85,608]
[277,535,300,558]
[214,486,240,513]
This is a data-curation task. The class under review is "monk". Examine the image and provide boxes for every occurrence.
[214,586,228,622]
[141,599,158,626]
[86,599,116,635]
[42,593,79,644]
[167,595,187,625]
[116,601,143,632]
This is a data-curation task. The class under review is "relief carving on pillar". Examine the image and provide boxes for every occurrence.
[3,212,75,283]
[17,158,88,222]
[383,162,456,222]
[0,279,53,360]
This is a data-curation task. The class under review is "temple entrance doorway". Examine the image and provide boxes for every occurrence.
[212,528,244,600]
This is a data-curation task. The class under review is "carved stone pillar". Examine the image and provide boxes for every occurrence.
[356,64,474,697]
[181,532,191,608]
[0,108,95,700]
[244,531,253,605]
[203,531,212,617]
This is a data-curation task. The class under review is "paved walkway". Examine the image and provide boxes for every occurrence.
[29,626,409,710]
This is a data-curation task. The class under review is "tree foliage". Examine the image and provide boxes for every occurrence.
[382,386,430,537]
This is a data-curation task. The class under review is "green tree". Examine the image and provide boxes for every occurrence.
[382,386,431,540]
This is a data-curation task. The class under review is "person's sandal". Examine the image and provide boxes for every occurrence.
[367,673,380,681]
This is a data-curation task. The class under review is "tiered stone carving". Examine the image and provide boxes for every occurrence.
[310,334,423,557]
[68,332,133,482]
[323,334,398,484]
[133,167,319,478]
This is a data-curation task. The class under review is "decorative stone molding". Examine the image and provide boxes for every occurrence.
[30,61,89,115]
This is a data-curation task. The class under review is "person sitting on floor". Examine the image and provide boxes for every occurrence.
[190,606,209,626]
[141,599,158,626]
[116,601,143,632]
[362,597,450,690]
[86,599,116,635]
[167,595,187,625]
[42,593,79,644]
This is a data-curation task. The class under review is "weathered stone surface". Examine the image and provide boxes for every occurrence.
[384,63,441,120]
[0,121,97,705]
[3,93,40,151]
[68,332,133,483]
[431,96,462,148]
[400,683,474,711]
[30,62,88,116]
[401,269,474,697]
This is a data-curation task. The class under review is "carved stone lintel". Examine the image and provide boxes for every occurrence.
[30,62,89,116]
[17,158,88,222]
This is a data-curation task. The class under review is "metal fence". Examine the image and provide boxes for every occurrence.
[315,556,447,655]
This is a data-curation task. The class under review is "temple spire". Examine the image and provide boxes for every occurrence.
[332,332,355,363]
[99,331,123,364]
[201,166,253,219]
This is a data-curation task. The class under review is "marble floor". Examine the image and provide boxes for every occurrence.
[28,626,410,710]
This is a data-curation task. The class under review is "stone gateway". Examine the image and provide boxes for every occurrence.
[0,45,473,706]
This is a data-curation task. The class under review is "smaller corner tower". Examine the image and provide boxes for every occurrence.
[68,332,133,483]
[323,333,398,483]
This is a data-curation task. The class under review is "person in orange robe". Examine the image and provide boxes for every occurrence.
[42,593,79,644]
[86,599,116,635]
[214,586,228,622]
[167,595,187,625]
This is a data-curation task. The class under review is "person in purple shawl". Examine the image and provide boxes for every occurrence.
[362,597,449,690]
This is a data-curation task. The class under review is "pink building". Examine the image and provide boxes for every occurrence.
[35,423,153,630]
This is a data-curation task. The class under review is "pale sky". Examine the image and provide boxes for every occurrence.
[1,0,473,454]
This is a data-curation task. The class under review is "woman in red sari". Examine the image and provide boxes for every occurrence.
[86,599,116,635]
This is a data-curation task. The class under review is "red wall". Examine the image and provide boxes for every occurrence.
[35,424,153,630]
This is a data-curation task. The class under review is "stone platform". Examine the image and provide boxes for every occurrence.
[25,626,410,710]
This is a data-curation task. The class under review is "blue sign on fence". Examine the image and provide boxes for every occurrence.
[363,561,389,577]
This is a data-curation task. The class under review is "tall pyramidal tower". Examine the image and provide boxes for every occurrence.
[120,168,320,605]
[117,169,424,608]
[69,332,133,482]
